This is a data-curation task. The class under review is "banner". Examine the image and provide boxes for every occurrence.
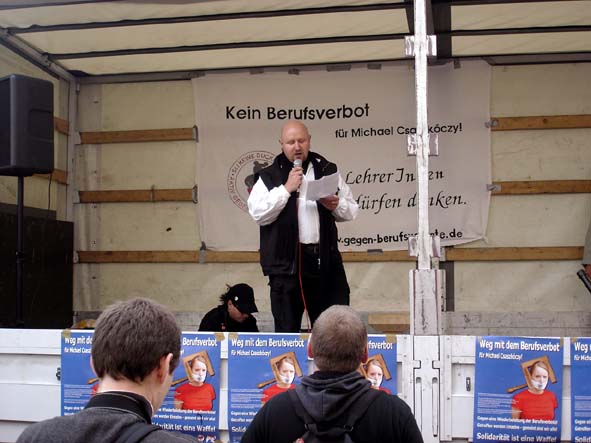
[153,332,222,441]
[473,336,563,443]
[61,330,95,416]
[193,61,491,251]
[61,330,401,440]
[571,337,591,442]
[61,330,222,441]
[227,333,308,443]
[366,334,397,395]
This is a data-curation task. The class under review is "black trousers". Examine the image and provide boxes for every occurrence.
[269,244,350,332]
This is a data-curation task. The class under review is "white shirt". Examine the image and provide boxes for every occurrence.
[247,161,359,243]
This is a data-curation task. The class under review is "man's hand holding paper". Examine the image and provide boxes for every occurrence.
[319,195,339,211]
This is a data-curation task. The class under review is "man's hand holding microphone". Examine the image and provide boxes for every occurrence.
[285,159,303,194]
[285,159,339,211]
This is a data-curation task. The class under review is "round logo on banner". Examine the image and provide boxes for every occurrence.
[227,150,276,211]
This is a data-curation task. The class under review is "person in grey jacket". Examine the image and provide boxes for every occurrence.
[17,298,196,443]
[241,305,424,443]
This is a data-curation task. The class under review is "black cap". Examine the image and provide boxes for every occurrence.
[227,283,258,314]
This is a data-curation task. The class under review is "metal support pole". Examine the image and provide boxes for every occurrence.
[407,3,445,441]
[0,30,75,83]
[65,80,80,222]
[408,0,443,337]
[16,176,25,327]
[413,0,431,272]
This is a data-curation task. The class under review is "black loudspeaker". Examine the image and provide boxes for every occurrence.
[0,211,73,328]
[0,74,54,176]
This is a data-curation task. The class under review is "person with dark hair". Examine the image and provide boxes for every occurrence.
[247,120,358,332]
[241,305,423,443]
[17,298,196,443]
[198,283,259,332]
[174,355,216,411]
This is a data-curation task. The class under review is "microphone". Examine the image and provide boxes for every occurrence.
[293,159,302,197]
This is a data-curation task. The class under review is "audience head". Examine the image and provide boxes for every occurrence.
[308,305,367,373]
[91,297,181,382]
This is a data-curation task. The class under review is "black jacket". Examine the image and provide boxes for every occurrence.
[17,391,196,443]
[256,152,342,276]
[198,305,258,332]
[241,371,424,443]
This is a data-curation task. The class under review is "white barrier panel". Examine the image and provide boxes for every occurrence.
[0,331,411,443]
[0,329,61,443]
[0,330,577,442]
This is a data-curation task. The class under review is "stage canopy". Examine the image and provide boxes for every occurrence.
[0,0,589,80]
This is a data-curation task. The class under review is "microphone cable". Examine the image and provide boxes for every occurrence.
[297,239,312,333]
[293,160,312,332]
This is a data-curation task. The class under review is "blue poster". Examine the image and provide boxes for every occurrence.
[61,330,95,415]
[473,336,563,443]
[571,337,591,443]
[153,332,222,441]
[227,333,308,443]
[365,334,397,395]
[61,330,221,441]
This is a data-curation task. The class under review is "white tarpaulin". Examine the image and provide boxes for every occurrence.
[193,61,491,252]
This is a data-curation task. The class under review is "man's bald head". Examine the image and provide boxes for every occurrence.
[279,120,311,163]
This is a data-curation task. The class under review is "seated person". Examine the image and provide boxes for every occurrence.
[261,356,296,404]
[511,361,558,420]
[365,358,391,395]
[174,355,216,411]
[198,283,259,332]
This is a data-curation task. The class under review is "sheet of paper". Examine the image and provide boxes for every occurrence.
[306,172,338,201]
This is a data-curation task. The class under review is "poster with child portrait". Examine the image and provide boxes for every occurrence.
[227,333,308,443]
[153,332,222,441]
[363,335,397,395]
[473,336,563,443]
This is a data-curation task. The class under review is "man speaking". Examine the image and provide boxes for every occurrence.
[248,120,358,332]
